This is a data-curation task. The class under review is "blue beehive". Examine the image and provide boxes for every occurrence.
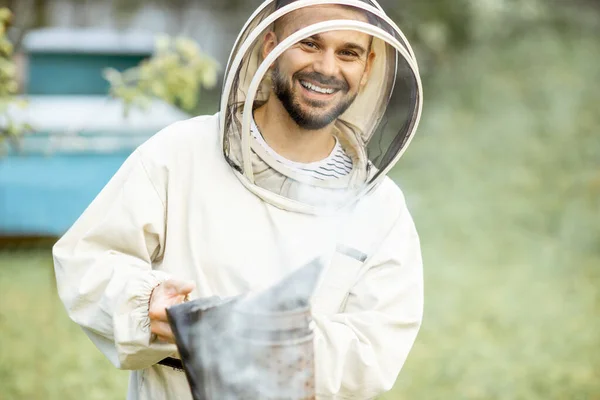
[0,28,190,236]
[23,27,154,95]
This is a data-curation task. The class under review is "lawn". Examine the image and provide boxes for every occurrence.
[0,250,129,399]
[1,27,599,400]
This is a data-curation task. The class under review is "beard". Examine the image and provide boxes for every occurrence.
[271,65,357,130]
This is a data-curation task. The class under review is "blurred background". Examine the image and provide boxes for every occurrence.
[0,0,598,399]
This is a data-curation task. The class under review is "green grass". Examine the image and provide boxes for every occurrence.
[0,251,129,399]
[1,27,599,400]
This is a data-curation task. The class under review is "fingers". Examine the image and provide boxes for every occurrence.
[149,279,195,322]
[149,292,187,320]
[151,320,175,343]
[164,279,196,296]
[148,301,168,321]
[148,279,195,344]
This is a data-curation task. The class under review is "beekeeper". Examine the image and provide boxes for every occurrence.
[53,0,424,399]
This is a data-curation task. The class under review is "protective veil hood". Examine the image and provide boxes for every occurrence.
[219,0,423,214]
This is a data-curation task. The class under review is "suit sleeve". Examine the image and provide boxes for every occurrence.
[52,149,177,370]
[313,203,424,399]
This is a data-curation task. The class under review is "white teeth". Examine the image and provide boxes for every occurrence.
[300,80,335,94]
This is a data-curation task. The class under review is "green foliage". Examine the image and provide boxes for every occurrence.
[379,0,597,75]
[0,7,31,153]
[381,26,600,400]
[104,35,220,116]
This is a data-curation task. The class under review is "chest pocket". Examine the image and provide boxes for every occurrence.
[310,244,367,315]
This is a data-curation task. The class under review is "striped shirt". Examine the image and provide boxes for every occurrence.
[251,118,353,181]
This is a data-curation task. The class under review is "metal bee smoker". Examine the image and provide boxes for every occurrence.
[166,258,324,400]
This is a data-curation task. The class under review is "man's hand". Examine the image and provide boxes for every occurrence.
[149,279,195,343]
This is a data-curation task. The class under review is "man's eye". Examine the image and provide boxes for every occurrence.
[302,41,318,49]
[340,50,359,58]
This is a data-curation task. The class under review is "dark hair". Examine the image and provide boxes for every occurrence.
[274,0,381,30]
[277,0,373,7]
[275,0,295,7]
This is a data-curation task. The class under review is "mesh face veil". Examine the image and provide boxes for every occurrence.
[220,0,423,214]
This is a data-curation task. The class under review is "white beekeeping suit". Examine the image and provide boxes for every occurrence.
[53,0,424,399]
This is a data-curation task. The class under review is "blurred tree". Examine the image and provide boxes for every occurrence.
[104,35,220,116]
[0,7,31,154]
[379,0,599,73]
[0,0,48,51]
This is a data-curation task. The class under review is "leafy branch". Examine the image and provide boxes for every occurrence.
[104,35,219,116]
[0,7,31,153]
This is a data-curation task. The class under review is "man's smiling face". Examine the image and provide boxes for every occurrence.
[263,5,375,130]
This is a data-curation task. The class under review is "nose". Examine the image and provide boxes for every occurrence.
[312,49,338,78]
